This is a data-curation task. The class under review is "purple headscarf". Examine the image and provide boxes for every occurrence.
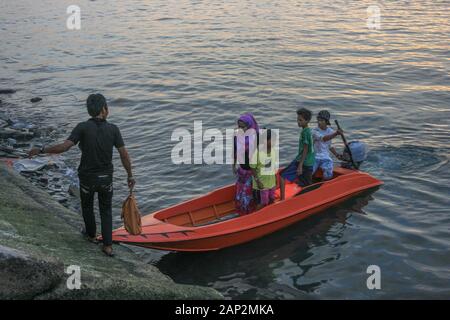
[235,113,259,164]
[238,113,260,133]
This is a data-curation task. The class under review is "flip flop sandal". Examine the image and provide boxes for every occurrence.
[101,247,114,257]
[80,229,99,244]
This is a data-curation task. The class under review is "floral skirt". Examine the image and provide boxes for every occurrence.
[235,167,254,215]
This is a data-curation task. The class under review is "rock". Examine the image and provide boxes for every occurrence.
[0,89,16,94]
[0,128,34,140]
[68,184,80,198]
[53,195,68,204]
[0,145,26,158]
[0,245,63,299]
[0,221,18,238]
[13,142,30,148]
[30,97,42,103]
[33,125,57,137]
[0,145,15,154]
[7,138,17,146]
[0,164,223,300]
[48,185,63,193]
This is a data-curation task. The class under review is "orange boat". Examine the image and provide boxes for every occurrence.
[112,167,382,252]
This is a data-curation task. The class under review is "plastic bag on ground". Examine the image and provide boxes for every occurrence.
[121,193,142,235]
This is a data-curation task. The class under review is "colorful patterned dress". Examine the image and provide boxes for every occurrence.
[234,113,260,215]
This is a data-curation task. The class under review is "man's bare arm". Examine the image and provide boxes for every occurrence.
[117,147,136,190]
[329,146,342,159]
[322,129,343,142]
[118,146,133,177]
[118,146,135,190]
[28,140,74,158]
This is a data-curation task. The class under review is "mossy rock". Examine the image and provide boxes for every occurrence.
[0,164,222,300]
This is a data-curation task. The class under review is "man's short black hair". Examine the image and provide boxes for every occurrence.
[86,93,107,117]
[296,107,312,121]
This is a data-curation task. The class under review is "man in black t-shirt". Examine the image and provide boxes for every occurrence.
[29,94,135,257]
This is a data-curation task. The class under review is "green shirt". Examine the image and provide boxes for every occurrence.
[250,150,278,190]
[295,127,315,166]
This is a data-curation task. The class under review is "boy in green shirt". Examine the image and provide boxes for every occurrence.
[280,108,315,200]
[250,129,278,210]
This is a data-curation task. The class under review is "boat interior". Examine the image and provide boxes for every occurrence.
[154,168,345,228]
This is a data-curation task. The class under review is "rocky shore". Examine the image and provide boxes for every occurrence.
[0,91,223,300]
[0,94,81,210]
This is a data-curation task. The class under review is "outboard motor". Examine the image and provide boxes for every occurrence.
[341,141,368,169]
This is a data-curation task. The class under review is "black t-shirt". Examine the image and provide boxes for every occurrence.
[67,118,125,177]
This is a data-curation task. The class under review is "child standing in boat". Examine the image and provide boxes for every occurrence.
[250,129,278,210]
[280,108,315,200]
[312,110,343,180]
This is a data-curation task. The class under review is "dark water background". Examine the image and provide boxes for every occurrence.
[1,0,449,299]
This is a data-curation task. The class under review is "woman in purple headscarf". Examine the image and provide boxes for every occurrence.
[233,113,260,215]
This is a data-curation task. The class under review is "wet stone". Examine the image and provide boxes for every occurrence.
[4,153,20,159]
[0,145,14,153]
[0,245,63,299]
[30,97,42,103]
[7,138,17,146]
[0,128,34,140]
[68,184,80,198]
[20,171,40,179]
[14,143,30,148]
[53,195,68,204]
[0,89,16,94]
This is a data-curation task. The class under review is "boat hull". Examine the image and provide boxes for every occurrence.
[129,190,373,251]
[112,167,382,252]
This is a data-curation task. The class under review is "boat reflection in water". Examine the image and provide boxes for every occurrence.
[156,189,379,299]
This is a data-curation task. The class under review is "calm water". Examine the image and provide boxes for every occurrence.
[1,0,449,299]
